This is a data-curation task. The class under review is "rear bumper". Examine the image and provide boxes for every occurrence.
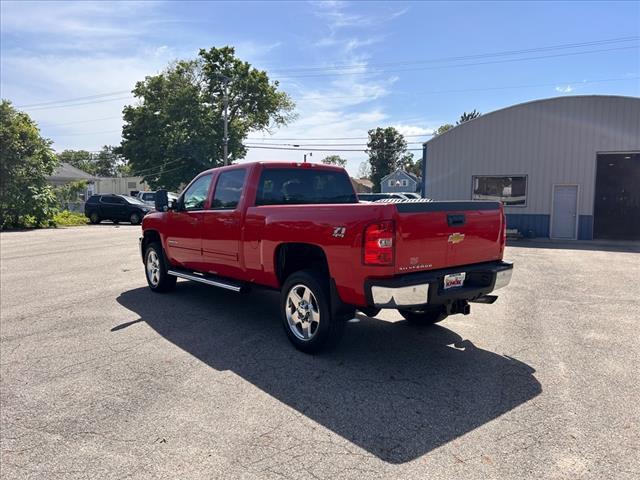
[366,260,513,308]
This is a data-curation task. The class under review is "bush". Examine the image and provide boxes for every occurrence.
[53,211,88,227]
[1,100,60,229]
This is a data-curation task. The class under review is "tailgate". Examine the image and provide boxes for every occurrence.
[394,201,504,274]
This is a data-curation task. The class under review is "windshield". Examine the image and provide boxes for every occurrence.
[122,196,147,205]
[255,168,357,205]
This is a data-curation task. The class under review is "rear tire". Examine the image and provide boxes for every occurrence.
[89,212,101,224]
[144,242,176,293]
[398,306,447,325]
[130,212,141,225]
[281,270,345,353]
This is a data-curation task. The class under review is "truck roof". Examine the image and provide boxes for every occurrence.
[199,161,345,176]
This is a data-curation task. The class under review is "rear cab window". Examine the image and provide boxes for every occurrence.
[255,168,357,205]
[212,169,247,210]
[87,195,100,204]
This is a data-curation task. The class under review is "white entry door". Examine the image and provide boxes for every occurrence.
[551,185,578,239]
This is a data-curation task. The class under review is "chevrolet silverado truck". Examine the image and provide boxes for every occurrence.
[140,161,513,353]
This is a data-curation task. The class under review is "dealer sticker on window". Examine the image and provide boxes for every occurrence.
[444,272,466,289]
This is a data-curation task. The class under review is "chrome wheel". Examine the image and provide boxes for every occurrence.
[286,284,320,341]
[146,249,161,287]
[130,213,140,225]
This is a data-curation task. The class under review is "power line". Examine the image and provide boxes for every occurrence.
[28,73,639,116]
[273,45,638,79]
[267,36,639,73]
[16,90,130,109]
[16,37,639,110]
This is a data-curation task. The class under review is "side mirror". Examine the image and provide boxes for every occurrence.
[155,189,169,212]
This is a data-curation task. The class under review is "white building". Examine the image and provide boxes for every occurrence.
[422,95,640,240]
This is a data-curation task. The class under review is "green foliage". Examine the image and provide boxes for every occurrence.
[0,100,59,229]
[321,155,347,167]
[434,123,454,135]
[57,149,94,173]
[457,110,481,124]
[366,127,413,192]
[57,145,126,176]
[53,210,88,226]
[119,46,296,190]
[55,180,87,208]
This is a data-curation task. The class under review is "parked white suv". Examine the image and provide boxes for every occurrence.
[137,191,178,207]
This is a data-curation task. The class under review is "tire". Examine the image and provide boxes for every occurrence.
[89,212,101,224]
[113,220,119,225]
[130,212,141,225]
[398,306,447,325]
[281,270,345,353]
[144,242,176,293]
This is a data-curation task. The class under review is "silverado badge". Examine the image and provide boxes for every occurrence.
[448,232,465,244]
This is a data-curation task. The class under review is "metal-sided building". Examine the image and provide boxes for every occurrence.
[422,95,640,240]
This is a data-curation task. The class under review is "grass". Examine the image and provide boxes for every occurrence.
[53,211,89,227]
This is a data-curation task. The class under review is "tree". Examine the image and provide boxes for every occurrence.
[321,155,347,167]
[457,109,481,124]
[357,160,371,179]
[434,123,454,136]
[0,100,59,229]
[57,145,126,177]
[57,149,94,173]
[55,180,87,209]
[366,127,412,192]
[119,46,296,190]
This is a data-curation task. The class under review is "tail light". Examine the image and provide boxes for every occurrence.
[500,211,507,252]
[363,221,395,265]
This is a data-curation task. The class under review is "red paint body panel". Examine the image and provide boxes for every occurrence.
[142,162,506,307]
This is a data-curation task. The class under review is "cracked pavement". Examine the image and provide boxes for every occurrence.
[1,226,639,479]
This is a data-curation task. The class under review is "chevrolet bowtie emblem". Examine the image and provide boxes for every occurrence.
[448,233,465,244]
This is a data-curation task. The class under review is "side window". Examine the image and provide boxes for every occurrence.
[183,174,213,211]
[212,169,247,210]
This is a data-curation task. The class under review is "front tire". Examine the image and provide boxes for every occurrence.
[130,212,141,225]
[398,306,447,325]
[144,242,176,293]
[281,270,345,353]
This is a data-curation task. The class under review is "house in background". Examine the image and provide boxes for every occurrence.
[46,162,148,210]
[46,162,95,191]
[380,169,421,194]
[351,177,374,193]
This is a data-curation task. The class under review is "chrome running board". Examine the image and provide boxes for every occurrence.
[167,269,243,292]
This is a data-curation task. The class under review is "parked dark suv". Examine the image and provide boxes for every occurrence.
[84,194,153,225]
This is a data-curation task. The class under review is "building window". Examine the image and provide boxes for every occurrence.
[388,180,395,187]
[127,181,137,189]
[401,179,408,187]
[472,175,527,206]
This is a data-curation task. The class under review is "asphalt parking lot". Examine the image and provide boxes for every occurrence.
[1,226,639,479]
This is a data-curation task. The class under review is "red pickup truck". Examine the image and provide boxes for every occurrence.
[140,161,512,352]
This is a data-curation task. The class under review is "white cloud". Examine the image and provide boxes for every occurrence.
[555,85,574,94]
[392,124,434,137]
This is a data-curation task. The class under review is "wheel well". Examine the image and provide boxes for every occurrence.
[142,230,161,255]
[275,243,329,286]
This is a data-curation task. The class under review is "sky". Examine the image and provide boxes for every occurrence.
[1,0,639,176]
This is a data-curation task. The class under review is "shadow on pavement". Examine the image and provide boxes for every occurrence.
[116,283,541,463]
[508,238,640,253]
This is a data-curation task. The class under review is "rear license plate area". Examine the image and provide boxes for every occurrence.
[444,272,466,289]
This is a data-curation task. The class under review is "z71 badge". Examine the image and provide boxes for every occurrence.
[332,226,346,238]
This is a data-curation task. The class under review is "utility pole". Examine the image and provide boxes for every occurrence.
[222,76,229,166]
